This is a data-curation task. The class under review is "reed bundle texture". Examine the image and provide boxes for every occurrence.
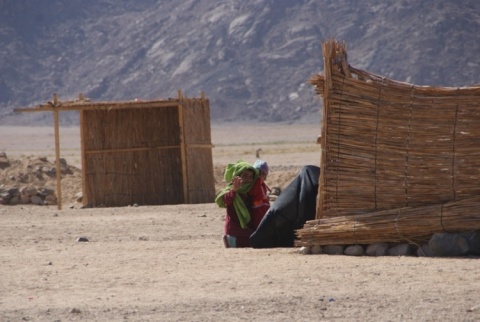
[310,39,480,220]
[81,97,214,207]
[295,196,480,247]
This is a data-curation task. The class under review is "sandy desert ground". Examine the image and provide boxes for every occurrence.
[1,123,480,321]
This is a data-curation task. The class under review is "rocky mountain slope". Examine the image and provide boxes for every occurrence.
[1,0,479,125]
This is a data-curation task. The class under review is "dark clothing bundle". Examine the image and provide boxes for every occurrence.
[250,165,320,248]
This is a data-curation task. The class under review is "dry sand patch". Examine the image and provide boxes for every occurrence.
[1,203,480,321]
[1,123,480,321]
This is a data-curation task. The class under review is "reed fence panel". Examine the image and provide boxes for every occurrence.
[312,39,480,220]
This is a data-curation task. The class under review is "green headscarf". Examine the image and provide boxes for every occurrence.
[215,160,259,228]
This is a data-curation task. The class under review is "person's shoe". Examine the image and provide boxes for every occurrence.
[223,235,230,248]
[224,235,237,248]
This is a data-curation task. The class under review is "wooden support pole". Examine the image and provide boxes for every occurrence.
[317,40,335,219]
[79,110,88,206]
[53,108,63,210]
[177,89,189,203]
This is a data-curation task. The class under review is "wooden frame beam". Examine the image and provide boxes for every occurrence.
[14,100,180,113]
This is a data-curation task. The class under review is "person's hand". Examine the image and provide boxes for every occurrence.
[232,176,242,192]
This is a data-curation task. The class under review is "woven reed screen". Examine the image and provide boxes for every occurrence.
[311,39,480,219]
[81,97,214,207]
[182,97,215,204]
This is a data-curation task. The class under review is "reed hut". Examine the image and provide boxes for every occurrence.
[297,39,480,246]
[15,90,215,209]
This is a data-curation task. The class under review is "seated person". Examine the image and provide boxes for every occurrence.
[215,160,260,248]
[249,159,271,230]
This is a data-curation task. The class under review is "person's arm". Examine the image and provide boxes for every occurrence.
[223,176,243,205]
[223,189,236,206]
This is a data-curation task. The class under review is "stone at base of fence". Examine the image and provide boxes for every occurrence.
[298,231,480,258]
